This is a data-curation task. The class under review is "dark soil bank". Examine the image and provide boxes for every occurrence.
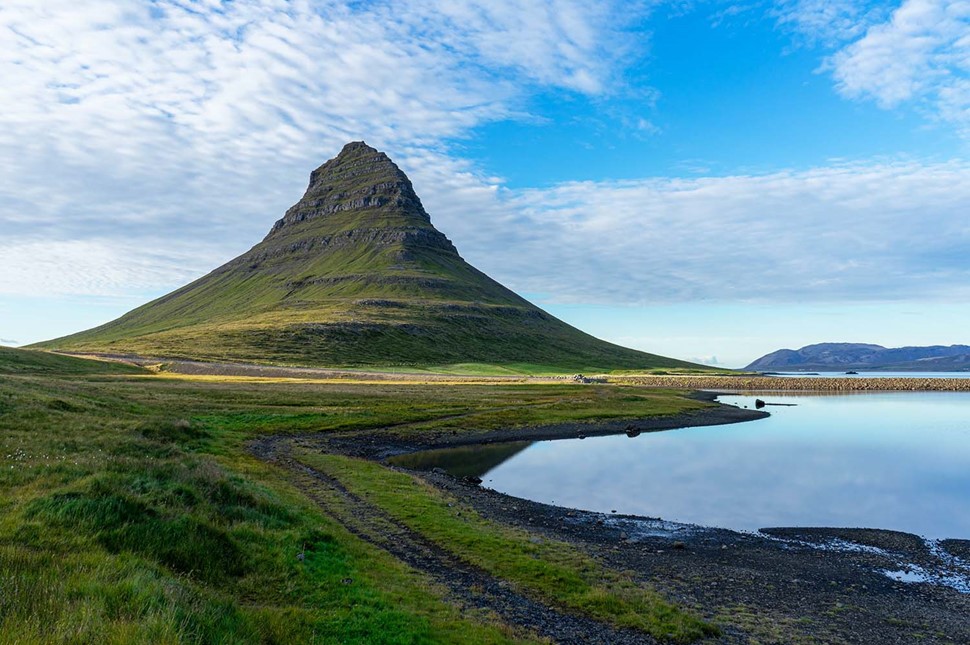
[254,400,970,644]
[327,393,767,460]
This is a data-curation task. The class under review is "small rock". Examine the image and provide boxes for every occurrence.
[431,467,447,475]
[620,532,629,540]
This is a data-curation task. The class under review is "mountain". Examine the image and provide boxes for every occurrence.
[746,342,970,372]
[38,142,699,373]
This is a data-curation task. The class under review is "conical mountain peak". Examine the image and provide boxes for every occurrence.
[38,142,698,372]
[267,140,430,240]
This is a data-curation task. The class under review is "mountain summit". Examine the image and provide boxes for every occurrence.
[40,142,696,372]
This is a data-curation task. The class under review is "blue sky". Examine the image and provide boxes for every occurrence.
[1,0,968,367]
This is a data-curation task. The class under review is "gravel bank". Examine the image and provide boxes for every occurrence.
[610,375,970,391]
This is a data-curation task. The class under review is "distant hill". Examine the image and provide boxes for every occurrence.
[37,142,701,374]
[746,342,970,372]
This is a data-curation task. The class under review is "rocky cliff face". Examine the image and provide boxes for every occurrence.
[271,142,432,228]
[241,141,460,270]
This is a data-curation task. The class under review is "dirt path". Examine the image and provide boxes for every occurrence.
[253,434,658,644]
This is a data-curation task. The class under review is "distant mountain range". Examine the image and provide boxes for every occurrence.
[746,343,970,372]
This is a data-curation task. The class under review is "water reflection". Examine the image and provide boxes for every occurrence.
[396,393,970,538]
[390,441,533,479]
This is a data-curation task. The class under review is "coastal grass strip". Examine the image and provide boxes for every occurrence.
[294,451,720,644]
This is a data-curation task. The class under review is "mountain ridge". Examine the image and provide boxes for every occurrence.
[37,142,700,373]
[746,342,970,372]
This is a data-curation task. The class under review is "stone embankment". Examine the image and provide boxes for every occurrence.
[609,374,970,392]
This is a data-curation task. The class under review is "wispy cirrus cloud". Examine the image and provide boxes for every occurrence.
[1,0,969,332]
[0,0,647,300]
[419,158,970,305]
[772,0,887,45]
[774,0,970,135]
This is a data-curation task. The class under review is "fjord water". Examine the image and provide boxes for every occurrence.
[407,393,970,538]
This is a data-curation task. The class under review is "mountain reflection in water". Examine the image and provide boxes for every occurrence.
[390,441,533,479]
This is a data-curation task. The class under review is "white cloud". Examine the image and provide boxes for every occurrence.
[9,149,968,308]
[0,0,643,299]
[825,0,970,132]
[772,0,884,45]
[2,0,969,321]
[0,238,212,298]
[422,159,970,305]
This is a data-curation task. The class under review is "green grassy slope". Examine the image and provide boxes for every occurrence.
[0,346,144,375]
[38,142,701,373]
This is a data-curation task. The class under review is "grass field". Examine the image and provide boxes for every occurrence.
[0,348,716,643]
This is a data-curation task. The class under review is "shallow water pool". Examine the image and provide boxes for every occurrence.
[394,393,970,538]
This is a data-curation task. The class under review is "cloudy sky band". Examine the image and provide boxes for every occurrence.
[1,0,967,364]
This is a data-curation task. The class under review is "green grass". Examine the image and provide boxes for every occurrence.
[297,452,719,644]
[0,348,722,643]
[0,346,144,375]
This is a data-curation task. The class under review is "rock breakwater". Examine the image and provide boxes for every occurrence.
[609,375,970,391]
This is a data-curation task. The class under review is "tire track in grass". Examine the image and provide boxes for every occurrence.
[252,435,659,645]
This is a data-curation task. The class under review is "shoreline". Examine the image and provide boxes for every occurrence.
[254,397,970,643]
[327,391,769,459]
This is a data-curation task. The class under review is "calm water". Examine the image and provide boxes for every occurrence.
[395,393,970,538]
